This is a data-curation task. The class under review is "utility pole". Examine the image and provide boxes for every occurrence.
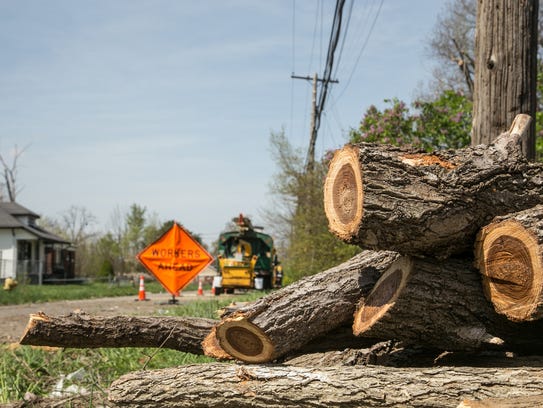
[471,0,538,159]
[308,72,318,171]
[291,73,339,172]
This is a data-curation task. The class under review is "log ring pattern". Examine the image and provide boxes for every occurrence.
[225,326,263,357]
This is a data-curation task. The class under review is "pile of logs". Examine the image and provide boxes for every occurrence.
[19,114,543,407]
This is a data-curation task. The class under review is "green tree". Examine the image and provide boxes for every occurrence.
[92,232,122,279]
[349,91,472,151]
[266,130,359,283]
[349,99,416,146]
[414,90,472,150]
[121,204,147,273]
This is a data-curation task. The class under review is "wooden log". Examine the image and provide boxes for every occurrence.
[323,114,543,258]
[108,362,543,408]
[280,324,379,357]
[211,250,407,363]
[475,205,543,322]
[352,256,543,352]
[458,395,543,408]
[283,340,399,367]
[17,312,382,362]
[201,327,233,360]
[19,311,215,355]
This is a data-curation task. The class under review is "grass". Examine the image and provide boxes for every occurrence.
[0,280,200,306]
[0,344,214,404]
[0,291,266,404]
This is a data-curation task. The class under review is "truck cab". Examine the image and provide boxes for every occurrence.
[215,214,281,294]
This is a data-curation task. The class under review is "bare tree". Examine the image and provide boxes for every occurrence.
[61,205,97,245]
[0,144,29,202]
[425,0,477,98]
[60,206,98,276]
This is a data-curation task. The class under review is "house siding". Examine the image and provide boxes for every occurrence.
[0,232,15,279]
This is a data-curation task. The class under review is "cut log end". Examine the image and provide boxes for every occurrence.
[508,113,532,140]
[202,327,232,360]
[476,220,543,322]
[324,145,364,241]
[216,316,275,363]
[353,257,412,335]
[19,312,50,345]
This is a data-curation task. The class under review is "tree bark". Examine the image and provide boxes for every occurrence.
[17,311,385,363]
[458,394,543,408]
[211,250,406,363]
[352,256,543,352]
[324,114,543,258]
[283,340,402,368]
[19,311,216,355]
[475,204,543,322]
[108,363,543,408]
[471,0,538,159]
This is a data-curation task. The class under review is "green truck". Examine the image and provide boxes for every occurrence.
[215,214,282,294]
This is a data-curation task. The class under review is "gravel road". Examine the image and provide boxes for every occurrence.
[0,291,217,344]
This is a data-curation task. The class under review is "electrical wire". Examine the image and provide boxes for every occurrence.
[290,0,296,141]
[313,0,345,138]
[334,0,384,103]
[332,0,354,81]
[307,0,321,75]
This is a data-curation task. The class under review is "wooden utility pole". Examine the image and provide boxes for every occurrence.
[307,72,318,171]
[291,74,339,172]
[471,0,539,160]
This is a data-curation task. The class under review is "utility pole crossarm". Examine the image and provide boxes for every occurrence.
[291,74,339,84]
[291,73,339,172]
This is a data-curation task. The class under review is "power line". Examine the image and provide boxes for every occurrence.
[309,0,345,170]
[291,0,347,171]
[290,0,296,141]
[334,0,384,104]
[333,0,354,81]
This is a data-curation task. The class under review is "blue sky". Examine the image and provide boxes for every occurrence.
[0,0,445,246]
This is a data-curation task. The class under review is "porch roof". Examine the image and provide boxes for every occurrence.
[22,224,72,245]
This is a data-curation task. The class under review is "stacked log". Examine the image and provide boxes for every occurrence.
[108,363,543,408]
[19,114,543,406]
[321,114,543,353]
[109,114,543,406]
[323,114,542,258]
[19,311,216,355]
[475,205,543,322]
[211,250,406,362]
[351,256,543,352]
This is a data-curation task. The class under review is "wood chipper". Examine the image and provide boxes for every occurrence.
[214,214,282,295]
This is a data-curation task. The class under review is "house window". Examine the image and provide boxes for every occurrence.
[17,241,32,261]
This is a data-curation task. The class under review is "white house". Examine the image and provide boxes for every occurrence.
[0,202,74,284]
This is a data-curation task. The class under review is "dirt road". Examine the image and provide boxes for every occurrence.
[0,291,218,344]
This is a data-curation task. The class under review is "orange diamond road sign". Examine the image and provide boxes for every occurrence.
[137,222,213,295]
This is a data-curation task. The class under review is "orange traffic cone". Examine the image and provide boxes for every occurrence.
[211,286,215,295]
[136,275,147,301]
[197,280,203,296]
